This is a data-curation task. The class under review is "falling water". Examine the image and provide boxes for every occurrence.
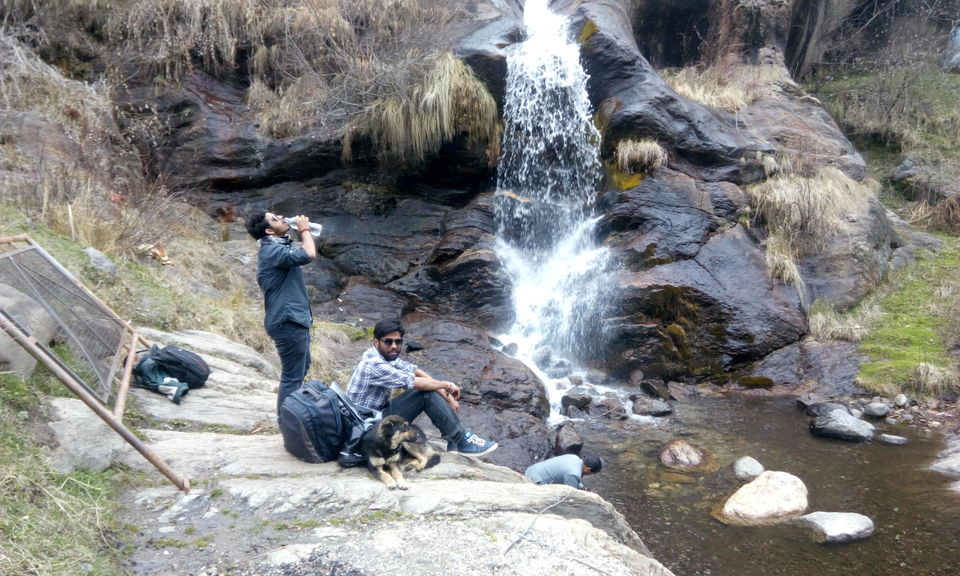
[495,0,613,412]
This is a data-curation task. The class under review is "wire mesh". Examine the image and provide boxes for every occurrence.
[0,238,129,404]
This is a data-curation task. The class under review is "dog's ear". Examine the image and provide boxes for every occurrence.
[381,419,396,436]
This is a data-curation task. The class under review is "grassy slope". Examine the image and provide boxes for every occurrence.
[809,66,960,398]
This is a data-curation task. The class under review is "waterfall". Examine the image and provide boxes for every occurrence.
[495,0,613,415]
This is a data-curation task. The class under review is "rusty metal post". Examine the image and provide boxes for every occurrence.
[0,312,190,493]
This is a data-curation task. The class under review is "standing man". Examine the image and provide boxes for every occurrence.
[246,212,317,417]
[347,318,498,457]
[524,453,603,489]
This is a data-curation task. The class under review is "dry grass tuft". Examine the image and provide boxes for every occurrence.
[350,52,500,166]
[807,299,880,342]
[746,166,874,249]
[745,165,875,301]
[616,138,667,174]
[910,362,959,398]
[928,194,960,233]
[662,65,787,112]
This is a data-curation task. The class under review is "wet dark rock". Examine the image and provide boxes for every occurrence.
[314,279,407,327]
[605,226,805,379]
[571,2,765,183]
[400,314,550,469]
[563,405,590,419]
[553,422,584,455]
[501,342,518,356]
[747,339,865,397]
[597,169,720,269]
[809,409,875,442]
[567,375,584,387]
[561,394,593,411]
[630,396,673,417]
[596,398,628,420]
[118,70,342,191]
[640,380,671,400]
[455,9,523,114]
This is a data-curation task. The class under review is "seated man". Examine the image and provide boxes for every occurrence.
[524,453,603,489]
[347,319,498,457]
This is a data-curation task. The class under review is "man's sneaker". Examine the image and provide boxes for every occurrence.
[447,430,498,457]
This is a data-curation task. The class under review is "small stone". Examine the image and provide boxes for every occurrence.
[863,402,890,419]
[797,511,875,543]
[733,456,765,480]
[894,393,909,407]
[878,434,908,445]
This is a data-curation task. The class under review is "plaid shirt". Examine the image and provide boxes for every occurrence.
[346,347,417,410]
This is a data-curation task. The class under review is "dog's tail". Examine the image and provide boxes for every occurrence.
[424,452,441,469]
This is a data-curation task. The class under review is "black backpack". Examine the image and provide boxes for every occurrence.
[145,345,210,389]
[279,380,380,465]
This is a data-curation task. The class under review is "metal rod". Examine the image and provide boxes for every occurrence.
[114,330,140,419]
[0,311,190,493]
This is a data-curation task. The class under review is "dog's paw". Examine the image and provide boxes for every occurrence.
[387,482,399,490]
[397,481,409,490]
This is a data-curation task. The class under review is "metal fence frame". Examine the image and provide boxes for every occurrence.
[0,234,189,492]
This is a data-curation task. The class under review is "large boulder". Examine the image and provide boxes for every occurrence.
[603,226,805,378]
[716,470,809,525]
[0,284,60,378]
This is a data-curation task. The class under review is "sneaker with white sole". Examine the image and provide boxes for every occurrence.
[447,430,498,457]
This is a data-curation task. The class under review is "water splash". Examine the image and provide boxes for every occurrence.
[495,0,614,413]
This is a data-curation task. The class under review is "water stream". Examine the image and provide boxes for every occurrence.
[583,396,960,576]
[493,2,960,575]
[494,0,613,419]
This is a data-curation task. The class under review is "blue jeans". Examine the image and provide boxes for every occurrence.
[269,321,311,417]
[385,389,464,445]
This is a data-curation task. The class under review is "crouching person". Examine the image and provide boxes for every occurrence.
[524,453,603,489]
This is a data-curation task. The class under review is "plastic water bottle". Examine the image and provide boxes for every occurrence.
[283,217,322,237]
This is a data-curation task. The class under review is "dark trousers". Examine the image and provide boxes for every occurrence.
[269,321,311,416]
[385,389,464,444]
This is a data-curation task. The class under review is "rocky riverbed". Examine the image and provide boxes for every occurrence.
[44,328,673,576]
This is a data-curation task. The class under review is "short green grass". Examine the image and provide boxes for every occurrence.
[0,374,127,576]
[854,238,960,397]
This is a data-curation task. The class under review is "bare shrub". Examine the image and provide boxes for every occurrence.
[929,194,960,233]
[109,0,266,81]
[615,139,667,174]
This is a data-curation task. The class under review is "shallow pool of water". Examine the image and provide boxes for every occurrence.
[580,396,960,576]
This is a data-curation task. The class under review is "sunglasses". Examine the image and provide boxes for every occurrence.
[379,338,404,346]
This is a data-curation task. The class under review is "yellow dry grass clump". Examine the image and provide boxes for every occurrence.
[662,65,787,112]
[745,163,877,303]
[349,52,501,166]
[615,138,667,174]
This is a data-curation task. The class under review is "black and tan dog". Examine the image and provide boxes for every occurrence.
[360,415,440,490]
